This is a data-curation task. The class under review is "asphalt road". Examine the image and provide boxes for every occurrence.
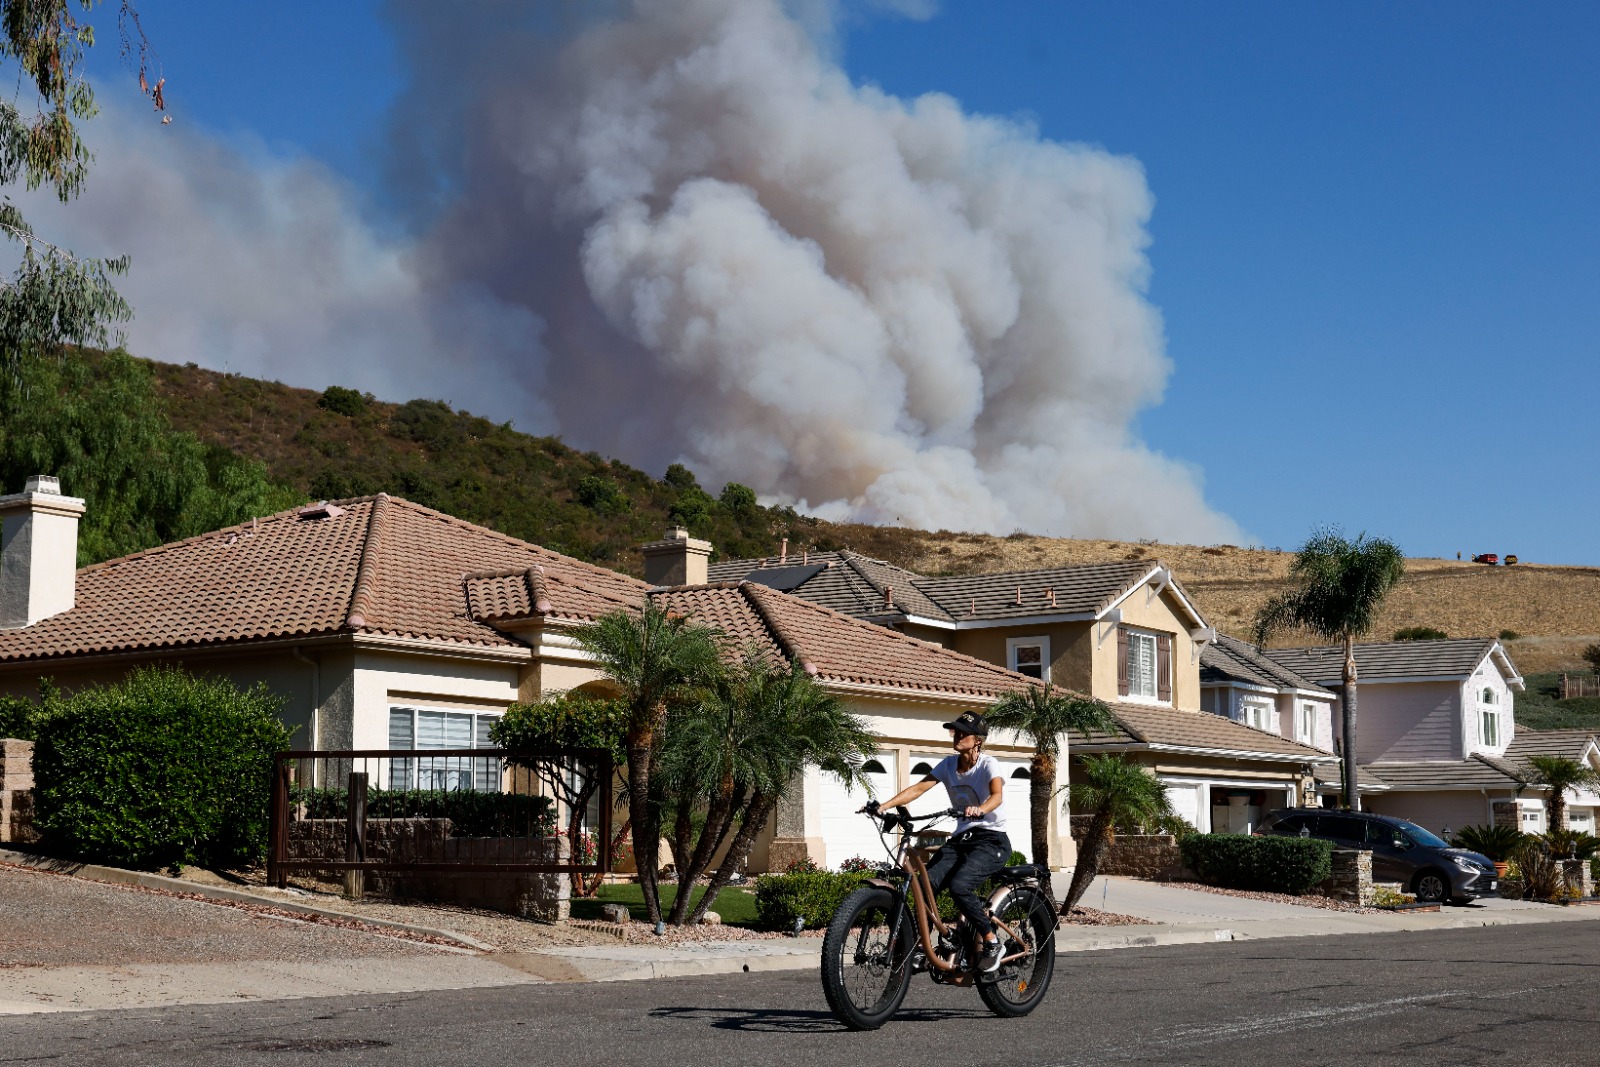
[8,922,1600,1067]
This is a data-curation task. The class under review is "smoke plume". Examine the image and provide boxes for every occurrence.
[31,0,1243,543]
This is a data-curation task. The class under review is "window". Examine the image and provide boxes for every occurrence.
[1118,628,1170,702]
[1296,704,1316,744]
[1007,636,1050,681]
[1128,631,1157,699]
[387,706,503,792]
[1482,687,1497,705]
[1481,708,1500,748]
[1239,701,1270,730]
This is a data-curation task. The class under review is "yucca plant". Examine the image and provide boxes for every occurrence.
[1513,838,1568,901]
[1543,828,1600,861]
[1449,824,1526,862]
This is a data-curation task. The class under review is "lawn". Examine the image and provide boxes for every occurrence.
[570,882,763,927]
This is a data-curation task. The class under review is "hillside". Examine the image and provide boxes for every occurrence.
[147,360,1600,672]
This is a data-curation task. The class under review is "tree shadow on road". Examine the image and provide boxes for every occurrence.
[648,1005,989,1033]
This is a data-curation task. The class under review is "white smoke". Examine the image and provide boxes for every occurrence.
[29,0,1244,543]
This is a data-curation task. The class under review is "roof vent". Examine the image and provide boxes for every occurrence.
[297,501,346,521]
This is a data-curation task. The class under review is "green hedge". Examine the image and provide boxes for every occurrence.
[755,870,876,929]
[32,666,293,869]
[1179,834,1334,895]
[290,787,555,837]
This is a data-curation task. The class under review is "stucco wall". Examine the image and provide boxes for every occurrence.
[1090,585,1200,709]
[1363,790,1507,837]
[948,621,1092,692]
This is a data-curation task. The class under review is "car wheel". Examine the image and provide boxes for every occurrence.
[1412,869,1449,903]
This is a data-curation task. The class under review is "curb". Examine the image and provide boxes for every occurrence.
[0,848,495,952]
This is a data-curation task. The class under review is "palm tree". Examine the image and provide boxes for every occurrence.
[1519,755,1600,835]
[576,601,725,924]
[1061,755,1173,912]
[986,684,1117,868]
[1255,528,1405,811]
[657,649,876,925]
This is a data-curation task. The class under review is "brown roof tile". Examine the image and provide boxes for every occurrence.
[0,496,653,662]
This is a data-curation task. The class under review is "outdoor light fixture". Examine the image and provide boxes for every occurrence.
[1300,825,1310,838]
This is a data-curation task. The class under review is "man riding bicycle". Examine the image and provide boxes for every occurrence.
[862,710,1011,974]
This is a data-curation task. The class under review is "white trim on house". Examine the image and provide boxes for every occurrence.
[1096,565,1208,630]
[1006,635,1051,682]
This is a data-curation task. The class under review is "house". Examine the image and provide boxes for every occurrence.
[712,550,1337,832]
[1500,729,1600,834]
[1260,638,1533,834]
[0,483,1062,871]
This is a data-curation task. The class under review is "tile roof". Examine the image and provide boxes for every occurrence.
[1201,634,1335,695]
[0,495,652,663]
[1262,638,1515,686]
[1503,729,1600,764]
[710,552,1175,627]
[1312,763,1392,790]
[648,582,1040,701]
[1069,703,1336,763]
[1362,756,1526,790]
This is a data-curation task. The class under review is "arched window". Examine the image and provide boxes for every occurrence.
[911,761,934,776]
[861,759,887,774]
[1482,688,1496,705]
[1010,767,1032,779]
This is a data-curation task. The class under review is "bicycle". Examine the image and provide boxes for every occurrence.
[819,804,1058,1030]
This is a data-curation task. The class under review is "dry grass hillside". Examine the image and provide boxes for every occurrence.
[815,526,1600,673]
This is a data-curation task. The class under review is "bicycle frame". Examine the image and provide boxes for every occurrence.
[862,809,1034,987]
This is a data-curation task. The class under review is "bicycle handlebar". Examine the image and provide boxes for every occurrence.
[866,804,958,832]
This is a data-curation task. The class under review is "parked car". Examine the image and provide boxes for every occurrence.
[1257,808,1497,904]
[1471,553,1499,565]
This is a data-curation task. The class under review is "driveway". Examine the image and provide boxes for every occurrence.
[1058,875,1317,923]
[0,863,538,1013]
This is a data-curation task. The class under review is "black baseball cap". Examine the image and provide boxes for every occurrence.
[943,711,988,737]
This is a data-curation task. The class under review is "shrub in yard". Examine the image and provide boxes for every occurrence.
[755,870,873,929]
[32,666,293,869]
[0,694,39,740]
[1449,824,1526,862]
[1179,834,1333,895]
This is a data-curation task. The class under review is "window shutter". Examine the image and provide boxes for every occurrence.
[1156,634,1172,701]
[1117,627,1130,697]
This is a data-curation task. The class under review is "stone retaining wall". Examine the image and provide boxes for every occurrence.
[0,739,37,845]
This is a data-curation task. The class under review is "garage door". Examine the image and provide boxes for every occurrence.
[816,756,895,869]
[977,757,1029,859]
[1164,781,1203,832]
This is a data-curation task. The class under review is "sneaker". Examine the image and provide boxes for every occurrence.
[978,937,1003,973]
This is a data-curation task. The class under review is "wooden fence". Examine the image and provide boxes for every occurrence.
[1559,674,1600,699]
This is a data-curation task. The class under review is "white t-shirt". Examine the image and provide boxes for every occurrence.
[930,753,1007,836]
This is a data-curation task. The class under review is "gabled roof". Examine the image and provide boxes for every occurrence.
[1312,763,1392,791]
[1069,703,1336,764]
[649,582,1041,702]
[1503,728,1600,765]
[0,495,652,663]
[1201,634,1335,696]
[709,552,1207,631]
[1262,638,1524,690]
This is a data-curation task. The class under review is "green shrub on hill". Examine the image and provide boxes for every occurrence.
[1,350,302,565]
[1394,626,1448,641]
[32,666,294,870]
[149,359,810,573]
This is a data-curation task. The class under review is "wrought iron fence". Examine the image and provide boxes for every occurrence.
[266,747,614,891]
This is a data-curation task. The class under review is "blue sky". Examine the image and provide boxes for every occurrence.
[79,1,1600,563]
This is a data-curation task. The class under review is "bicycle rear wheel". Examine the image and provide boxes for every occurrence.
[978,885,1056,1018]
[820,886,915,1030]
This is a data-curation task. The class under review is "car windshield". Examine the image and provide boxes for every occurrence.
[1393,820,1449,848]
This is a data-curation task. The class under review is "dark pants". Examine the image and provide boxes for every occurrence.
[925,829,1011,937]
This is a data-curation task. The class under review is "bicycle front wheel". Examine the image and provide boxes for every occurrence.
[978,885,1056,1018]
[820,886,915,1030]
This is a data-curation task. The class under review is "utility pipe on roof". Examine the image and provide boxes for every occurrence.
[293,645,320,750]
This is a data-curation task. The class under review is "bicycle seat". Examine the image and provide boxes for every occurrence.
[991,863,1049,884]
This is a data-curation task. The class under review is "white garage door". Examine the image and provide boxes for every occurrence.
[991,757,1034,859]
[817,756,895,869]
[1164,781,1203,832]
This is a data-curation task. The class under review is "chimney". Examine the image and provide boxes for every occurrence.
[0,475,85,628]
[639,526,712,587]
